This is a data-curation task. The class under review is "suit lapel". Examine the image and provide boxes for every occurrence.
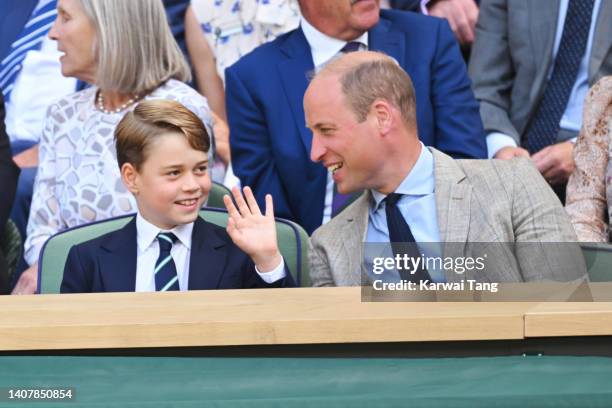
[432,150,473,283]
[528,0,560,100]
[277,27,316,153]
[589,1,612,81]
[187,217,228,290]
[368,18,406,68]
[339,194,370,286]
[99,218,138,292]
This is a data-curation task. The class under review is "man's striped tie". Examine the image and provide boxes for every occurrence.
[0,0,57,102]
[154,232,180,292]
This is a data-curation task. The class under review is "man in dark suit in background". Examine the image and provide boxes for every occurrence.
[389,0,479,47]
[0,93,20,294]
[226,0,486,235]
[469,0,611,199]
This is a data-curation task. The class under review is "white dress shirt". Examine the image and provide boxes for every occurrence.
[4,36,76,143]
[300,16,368,224]
[134,213,286,292]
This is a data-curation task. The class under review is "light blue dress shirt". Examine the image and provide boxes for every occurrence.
[364,144,445,282]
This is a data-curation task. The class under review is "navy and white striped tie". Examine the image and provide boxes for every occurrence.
[0,0,57,102]
[154,232,180,292]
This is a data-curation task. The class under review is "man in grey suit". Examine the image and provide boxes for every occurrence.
[305,51,585,287]
[469,0,611,194]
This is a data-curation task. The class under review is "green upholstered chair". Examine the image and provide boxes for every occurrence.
[581,242,612,282]
[207,182,231,208]
[38,208,310,294]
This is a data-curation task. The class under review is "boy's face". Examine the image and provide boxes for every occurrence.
[123,132,211,230]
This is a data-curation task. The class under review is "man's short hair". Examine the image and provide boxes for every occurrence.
[115,99,210,171]
[324,52,417,126]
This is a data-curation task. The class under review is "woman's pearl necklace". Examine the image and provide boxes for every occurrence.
[96,91,141,114]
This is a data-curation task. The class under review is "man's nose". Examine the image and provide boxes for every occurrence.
[310,134,326,163]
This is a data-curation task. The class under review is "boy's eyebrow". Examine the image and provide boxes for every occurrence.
[161,159,209,170]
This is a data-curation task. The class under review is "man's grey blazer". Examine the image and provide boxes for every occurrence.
[308,149,585,286]
[468,0,612,144]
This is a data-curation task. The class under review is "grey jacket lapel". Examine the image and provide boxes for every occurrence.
[589,1,612,81]
[432,150,472,283]
[339,193,370,286]
[528,0,561,101]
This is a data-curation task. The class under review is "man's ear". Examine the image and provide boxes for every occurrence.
[371,99,393,135]
[121,163,139,195]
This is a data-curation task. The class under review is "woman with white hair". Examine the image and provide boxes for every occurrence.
[13,0,215,294]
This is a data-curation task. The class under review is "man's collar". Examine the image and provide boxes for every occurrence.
[371,144,435,210]
[136,212,194,251]
[300,16,368,68]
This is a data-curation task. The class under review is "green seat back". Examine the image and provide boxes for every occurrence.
[207,182,231,208]
[39,208,310,294]
[581,243,612,282]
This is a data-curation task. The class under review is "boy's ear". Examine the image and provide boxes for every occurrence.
[121,163,139,195]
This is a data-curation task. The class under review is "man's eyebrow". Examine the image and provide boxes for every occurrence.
[312,122,335,130]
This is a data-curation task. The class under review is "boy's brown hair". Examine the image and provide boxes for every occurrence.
[115,99,210,170]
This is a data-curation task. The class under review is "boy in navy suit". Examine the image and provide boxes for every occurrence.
[61,100,294,293]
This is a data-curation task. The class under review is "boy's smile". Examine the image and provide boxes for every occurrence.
[126,132,211,230]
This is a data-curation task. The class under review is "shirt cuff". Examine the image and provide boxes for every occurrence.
[420,0,431,14]
[568,137,577,144]
[24,241,43,267]
[486,132,517,158]
[255,257,286,283]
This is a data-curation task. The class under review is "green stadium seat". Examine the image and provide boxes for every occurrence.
[581,242,612,282]
[38,208,310,293]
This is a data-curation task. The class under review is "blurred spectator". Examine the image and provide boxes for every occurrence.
[12,0,213,295]
[0,93,20,294]
[185,0,299,185]
[226,0,485,234]
[566,77,612,242]
[0,1,77,274]
[469,0,611,200]
[163,0,191,55]
[389,0,479,47]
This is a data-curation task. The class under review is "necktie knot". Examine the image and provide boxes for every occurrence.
[157,232,178,253]
[341,41,362,53]
[385,193,403,207]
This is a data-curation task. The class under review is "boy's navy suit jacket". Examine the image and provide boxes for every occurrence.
[60,217,295,293]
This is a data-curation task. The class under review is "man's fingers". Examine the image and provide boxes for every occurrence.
[243,186,261,216]
[454,11,472,45]
[515,147,530,158]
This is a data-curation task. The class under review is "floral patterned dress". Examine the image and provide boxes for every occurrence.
[566,76,612,242]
